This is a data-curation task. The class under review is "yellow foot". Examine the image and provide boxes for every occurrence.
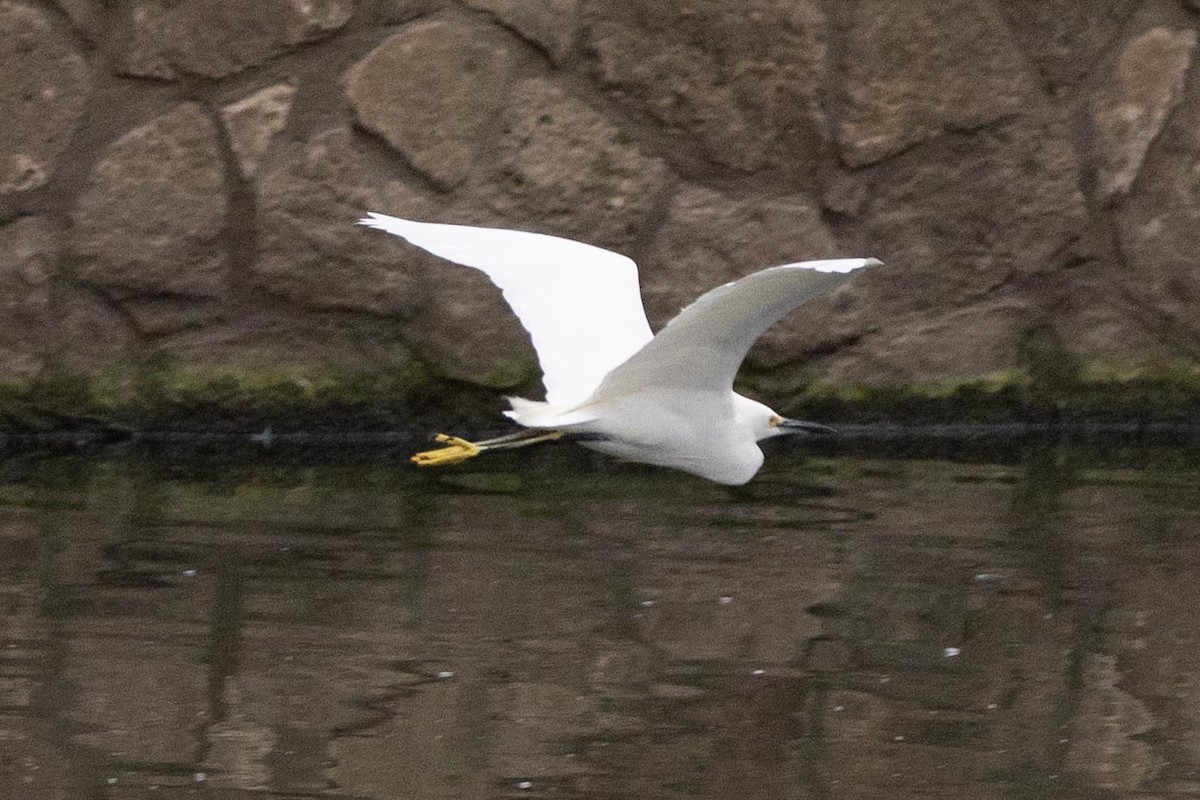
[411,434,482,467]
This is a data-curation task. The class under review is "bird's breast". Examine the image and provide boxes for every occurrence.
[573,391,765,484]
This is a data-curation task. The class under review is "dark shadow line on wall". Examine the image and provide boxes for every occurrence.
[453,0,576,68]
[50,271,147,358]
[201,101,259,300]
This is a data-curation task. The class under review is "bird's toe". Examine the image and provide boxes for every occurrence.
[410,434,482,466]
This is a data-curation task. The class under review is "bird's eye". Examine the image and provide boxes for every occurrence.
[768,415,783,427]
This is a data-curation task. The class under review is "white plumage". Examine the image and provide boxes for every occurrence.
[359,212,879,484]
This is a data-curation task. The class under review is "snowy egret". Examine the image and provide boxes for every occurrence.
[359,213,880,484]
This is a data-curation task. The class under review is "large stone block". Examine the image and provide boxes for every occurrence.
[0,218,59,375]
[822,298,1033,385]
[837,0,1031,167]
[393,76,667,388]
[72,103,229,334]
[154,308,416,372]
[464,77,670,252]
[996,0,1134,90]
[254,128,427,318]
[345,17,516,188]
[0,1,90,194]
[465,0,577,62]
[1117,73,1200,342]
[583,0,827,172]
[643,184,840,370]
[808,111,1091,383]
[220,83,297,180]
[255,126,538,387]
[51,291,134,373]
[1090,27,1196,201]
[389,253,539,388]
[385,69,675,387]
[463,0,576,61]
[864,112,1087,315]
[54,0,104,39]
[122,0,353,79]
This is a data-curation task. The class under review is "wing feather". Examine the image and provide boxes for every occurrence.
[593,258,881,399]
[359,213,654,406]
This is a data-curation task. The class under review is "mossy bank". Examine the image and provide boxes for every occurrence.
[2,353,1198,439]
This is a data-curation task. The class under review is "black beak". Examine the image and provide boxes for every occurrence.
[778,418,837,436]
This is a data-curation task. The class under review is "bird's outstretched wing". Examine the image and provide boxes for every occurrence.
[359,213,654,406]
[593,259,881,399]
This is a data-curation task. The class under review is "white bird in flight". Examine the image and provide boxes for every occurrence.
[359,212,880,484]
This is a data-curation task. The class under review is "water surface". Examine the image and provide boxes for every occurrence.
[1,441,1198,798]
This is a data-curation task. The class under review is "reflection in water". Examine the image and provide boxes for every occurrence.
[0,443,1199,798]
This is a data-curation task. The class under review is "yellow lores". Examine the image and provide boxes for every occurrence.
[360,212,880,485]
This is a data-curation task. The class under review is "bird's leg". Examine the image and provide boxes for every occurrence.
[485,429,564,450]
[410,429,563,467]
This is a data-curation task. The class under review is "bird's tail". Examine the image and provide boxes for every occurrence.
[503,397,599,429]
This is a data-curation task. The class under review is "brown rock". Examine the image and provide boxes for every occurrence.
[465,0,577,62]
[997,0,1134,90]
[344,17,516,188]
[393,255,538,388]
[1051,264,1169,362]
[379,0,443,24]
[822,171,868,217]
[463,77,669,251]
[53,0,103,38]
[815,112,1089,383]
[381,78,675,387]
[0,1,90,194]
[386,77,672,386]
[1090,27,1196,201]
[643,184,841,370]
[72,103,228,333]
[1117,76,1200,343]
[823,298,1032,385]
[122,0,353,80]
[158,308,417,373]
[0,217,59,375]
[255,128,428,318]
[113,298,226,336]
[220,83,297,179]
[583,0,826,172]
[255,127,537,387]
[864,112,1086,315]
[51,291,133,373]
[837,0,1032,167]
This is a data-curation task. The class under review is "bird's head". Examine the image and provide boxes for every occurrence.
[741,396,837,442]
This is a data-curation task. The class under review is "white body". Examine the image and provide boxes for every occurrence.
[359,213,880,484]
[569,391,775,485]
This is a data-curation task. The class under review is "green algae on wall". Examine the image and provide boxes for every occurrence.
[780,360,1200,425]
[1,353,1199,435]
[0,358,461,434]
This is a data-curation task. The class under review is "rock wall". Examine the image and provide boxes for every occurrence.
[3,0,1200,399]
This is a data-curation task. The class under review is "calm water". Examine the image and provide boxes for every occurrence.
[1,440,1199,799]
